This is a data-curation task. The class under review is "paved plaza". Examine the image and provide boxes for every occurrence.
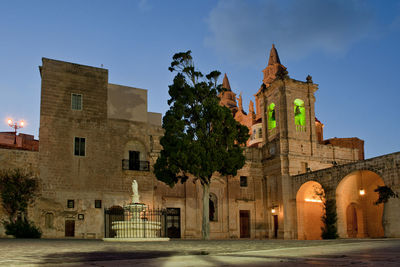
[0,238,400,266]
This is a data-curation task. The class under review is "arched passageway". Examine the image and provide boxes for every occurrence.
[296,181,324,240]
[336,170,384,238]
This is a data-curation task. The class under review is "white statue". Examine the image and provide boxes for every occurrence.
[131,180,140,203]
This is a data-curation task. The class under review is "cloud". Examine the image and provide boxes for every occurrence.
[205,0,377,64]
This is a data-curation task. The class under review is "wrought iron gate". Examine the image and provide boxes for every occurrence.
[104,206,167,238]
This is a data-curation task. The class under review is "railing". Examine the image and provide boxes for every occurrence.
[296,125,306,132]
[104,206,167,238]
[122,159,150,171]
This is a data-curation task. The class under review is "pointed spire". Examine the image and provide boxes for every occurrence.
[218,73,237,112]
[222,73,231,90]
[268,44,281,66]
[261,44,287,88]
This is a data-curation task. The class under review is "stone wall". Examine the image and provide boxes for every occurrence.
[0,148,39,173]
[36,58,165,238]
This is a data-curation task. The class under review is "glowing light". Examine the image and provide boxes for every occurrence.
[7,119,12,125]
[304,198,323,203]
[359,189,365,196]
[20,121,24,126]
[271,208,276,214]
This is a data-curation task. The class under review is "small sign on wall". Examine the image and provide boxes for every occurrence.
[78,214,84,220]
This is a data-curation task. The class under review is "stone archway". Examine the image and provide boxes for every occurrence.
[336,170,384,238]
[296,181,324,240]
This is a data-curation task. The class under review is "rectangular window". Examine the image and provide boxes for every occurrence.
[129,150,140,170]
[71,93,82,110]
[74,137,85,156]
[67,200,74,208]
[95,200,102,209]
[240,176,248,187]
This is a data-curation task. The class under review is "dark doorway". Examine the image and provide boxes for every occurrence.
[273,215,278,238]
[346,203,358,238]
[166,208,181,238]
[65,220,75,237]
[129,151,140,170]
[104,206,124,238]
[240,210,250,238]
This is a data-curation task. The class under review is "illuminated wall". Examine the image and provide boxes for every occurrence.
[268,103,276,130]
[294,99,306,131]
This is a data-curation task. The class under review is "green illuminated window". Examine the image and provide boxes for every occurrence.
[268,103,276,130]
[294,99,306,131]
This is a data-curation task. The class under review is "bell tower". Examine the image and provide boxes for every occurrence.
[257,44,319,239]
[259,44,319,160]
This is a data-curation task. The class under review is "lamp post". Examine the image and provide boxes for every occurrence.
[7,119,24,145]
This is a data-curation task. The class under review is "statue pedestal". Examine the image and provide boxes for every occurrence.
[111,203,163,238]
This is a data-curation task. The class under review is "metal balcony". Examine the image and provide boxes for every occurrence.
[122,159,150,171]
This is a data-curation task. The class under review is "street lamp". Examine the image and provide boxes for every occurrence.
[359,170,365,196]
[7,118,24,145]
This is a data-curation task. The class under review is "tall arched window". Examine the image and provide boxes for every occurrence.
[294,99,306,131]
[268,103,276,130]
[209,193,218,222]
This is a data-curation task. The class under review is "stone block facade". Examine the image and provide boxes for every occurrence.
[1,45,398,240]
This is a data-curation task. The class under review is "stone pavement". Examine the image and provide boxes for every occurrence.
[0,238,400,266]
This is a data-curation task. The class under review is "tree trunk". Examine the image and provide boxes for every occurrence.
[202,182,210,240]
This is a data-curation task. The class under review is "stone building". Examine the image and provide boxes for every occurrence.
[0,46,399,239]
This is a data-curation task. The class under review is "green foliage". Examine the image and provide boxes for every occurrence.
[268,103,276,130]
[4,218,42,238]
[321,199,339,239]
[314,186,338,239]
[155,51,249,239]
[374,185,399,205]
[154,50,249,187]
[0,169,39,221]
[294,99,306,126]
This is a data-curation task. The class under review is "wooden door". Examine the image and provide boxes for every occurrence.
[346,203,358,238]
[105,206,124,238]
[240,210,250,238]
[273,215,278,238]
[166,208,181,238]
[65,220,75,237]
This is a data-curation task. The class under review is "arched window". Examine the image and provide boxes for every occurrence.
[209,193,218,222]
[294,99,306,131]
[268,103,276,130]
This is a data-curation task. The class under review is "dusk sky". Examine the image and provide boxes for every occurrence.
[1,0,399,159]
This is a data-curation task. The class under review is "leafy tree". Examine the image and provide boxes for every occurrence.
[5,218,42,238]
[154,51,249,239]
[0,168,39,221]
[374,185,399,205]
[0,168,41,238]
